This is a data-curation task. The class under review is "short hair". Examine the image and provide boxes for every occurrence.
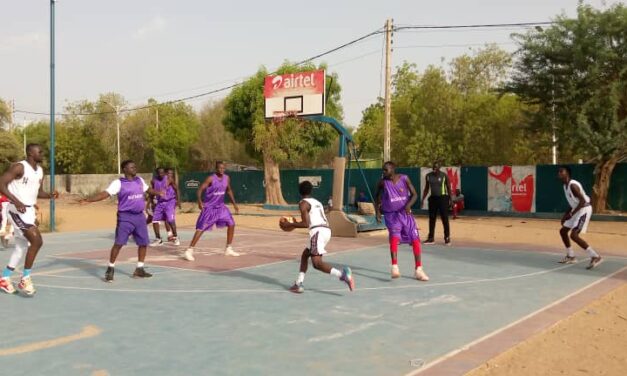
[558,165,572,176]
[155,167,165,173]
[26,143,41,155]
[121,159,134,169]
[383,161,396,168]
[215,161,225,167]
[299,181,313,196]
[165,168,174,173]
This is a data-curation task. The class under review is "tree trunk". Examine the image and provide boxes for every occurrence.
[591,156,619,213]
[263,154,288,206]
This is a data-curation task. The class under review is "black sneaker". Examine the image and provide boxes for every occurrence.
[445,237,451,246]
[104,267,114,283]
[133,267,153,278]
[586,257,603,270]
[424,238,435,245]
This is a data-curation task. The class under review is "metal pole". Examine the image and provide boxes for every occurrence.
[383,19,393,163]
[49,0,56,232]
[116,106,121,174]
[551,76,557,165]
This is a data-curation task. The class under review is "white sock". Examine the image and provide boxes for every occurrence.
[330,268,342,278]
[586,247,599,258]
[566,247,575,257]
[137,262,144,268]
[108,262,115,268]
[297,272,305,284]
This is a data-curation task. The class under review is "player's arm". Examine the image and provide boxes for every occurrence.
[283,201,311,230]
[170,177,182,209]
[405,177,418,213]
[80,190,111,203]
[0,163,26,212]
[196,176,212,210]
[569,184,587,216]
[374,179,384,222]
[226,179,239,214]
[37,181,59,199]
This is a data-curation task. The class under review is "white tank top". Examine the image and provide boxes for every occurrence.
[302,197,328,228]
[8,161,43,206]
[564,179,590,209]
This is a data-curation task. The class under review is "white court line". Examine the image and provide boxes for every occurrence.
[34,262,584,294]
[404,264,627,376]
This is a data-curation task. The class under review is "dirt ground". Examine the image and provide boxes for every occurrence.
[32,197,627,375]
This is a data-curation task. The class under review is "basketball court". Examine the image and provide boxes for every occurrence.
[1,226,625,375]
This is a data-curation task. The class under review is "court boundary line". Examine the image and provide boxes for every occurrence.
[406,264,627,376]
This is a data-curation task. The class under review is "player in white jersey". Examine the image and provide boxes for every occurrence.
[557,166,602,269]
[0,144,58,295]
[280,180,354,293]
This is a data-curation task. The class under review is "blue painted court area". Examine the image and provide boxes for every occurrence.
[1,229,626,376]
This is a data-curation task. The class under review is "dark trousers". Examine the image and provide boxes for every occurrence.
[428,195,450,240]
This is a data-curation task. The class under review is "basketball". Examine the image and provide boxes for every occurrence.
[279,216,296,232]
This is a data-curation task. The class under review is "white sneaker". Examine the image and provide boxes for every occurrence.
[224,246,240,257]
[150,239,164,247]
[183,248,195,261]
[172,237,181,246]
[0,277,16,294]
[415,267,429,281]
[391,265,401,279]
[17,276,36,296]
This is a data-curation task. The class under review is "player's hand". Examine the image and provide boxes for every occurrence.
[279,220,292,231]
[233,205,240,214]
[14,201,26,213]
[51,190,59,199]
[197,202,203,211]
[405,204,412,214]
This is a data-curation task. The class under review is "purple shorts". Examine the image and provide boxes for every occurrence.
[383,210,420,244]
[195,206,234,232]
[115,211,149,246]
[152,200,176,223]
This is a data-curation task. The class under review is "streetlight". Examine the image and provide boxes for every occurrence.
[103,101,121,174]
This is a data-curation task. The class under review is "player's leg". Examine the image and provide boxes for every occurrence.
[184,230,204,261]
[311,228,354,291]
[184,208,211,261]
[558,226,576,264]
[289,248,310,293]
[425,196,436,244]
[165,201,179,245]
[5,207,40,295]
[0,235,26,294]
[385,212,402,278]
[105,214,135,282]
[220,207,239,256]
[151,203,165,246]
[132,213,152,278]
[570,230,602,269]
[401,211,429,281]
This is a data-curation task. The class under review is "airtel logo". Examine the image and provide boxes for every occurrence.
[271,73,317,90]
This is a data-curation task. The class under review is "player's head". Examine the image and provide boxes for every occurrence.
[165,168,174,178]
[26,143,43,163]
[299,181,313,197]
[558,165,571,182]
[432,161,441,172]
[121,159,137,176]
[156,167,166,179]
[215,161,225,175]
[382,161,396,179]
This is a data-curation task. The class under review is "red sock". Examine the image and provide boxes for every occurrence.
[412,239,422,267]
[390,237,400,265]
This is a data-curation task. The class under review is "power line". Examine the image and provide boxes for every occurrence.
[14,21,554,117]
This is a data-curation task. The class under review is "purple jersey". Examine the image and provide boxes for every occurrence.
[118,177,147,213]
[381,174,411,213]
[203,174,229,208]
[152,177,169,202]
[165,182,176,201]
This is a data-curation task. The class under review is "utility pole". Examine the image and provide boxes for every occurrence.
[383,18,393,163]
[116,106,121,174]
[156,108,159,130]
[49,0,57,232]
[551,75,557,165]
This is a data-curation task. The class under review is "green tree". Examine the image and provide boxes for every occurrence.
[223,62,343,205]
[0,130,21,171]
[509,3,627,212]
[0,99,10,129]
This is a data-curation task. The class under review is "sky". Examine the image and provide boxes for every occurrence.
[0,0,618,128]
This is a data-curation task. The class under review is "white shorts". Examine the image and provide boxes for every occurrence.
[307,227,331,256]
[564,205,592,234]
[7,204,37,238]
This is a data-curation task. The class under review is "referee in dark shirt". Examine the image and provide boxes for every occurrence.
[421,161,452,245]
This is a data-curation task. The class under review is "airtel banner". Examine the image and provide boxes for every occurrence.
[264,70,325,98]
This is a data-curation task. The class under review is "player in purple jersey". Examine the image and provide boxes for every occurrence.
[150,168,180,246]
[375,161,429,281]
[184,161,240,261]
[80,160,164,282]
